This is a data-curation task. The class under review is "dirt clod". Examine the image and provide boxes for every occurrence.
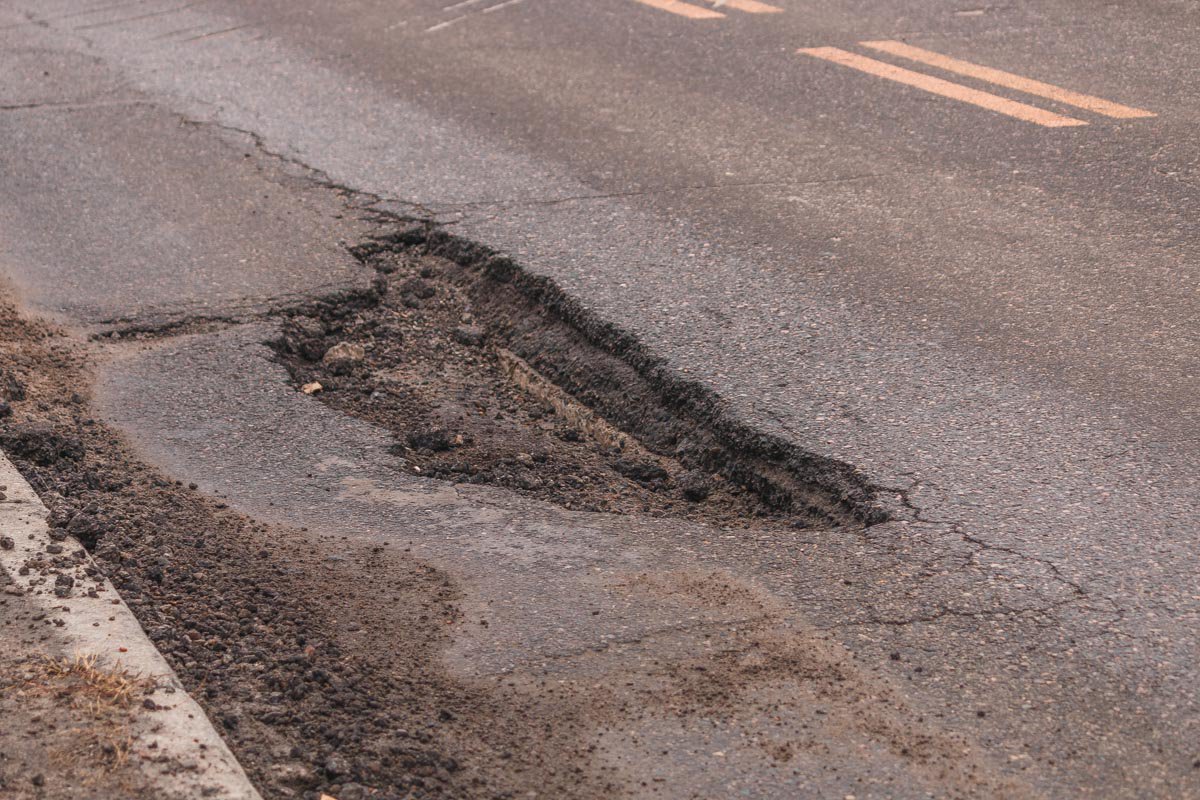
[1,370,26,402]
[406,428,453,453]
[0,422,84,466]
[280,318,327,361]
[679,470,714,502]
[451,325,485,347]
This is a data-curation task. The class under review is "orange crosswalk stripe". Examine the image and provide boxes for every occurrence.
[799,47,1088,127]
[861,40,1155,119]
[718,0,783,13]
[631,0,724,19]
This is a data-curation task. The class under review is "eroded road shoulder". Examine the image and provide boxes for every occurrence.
[0,267,1022,799]
[0,451,259,800]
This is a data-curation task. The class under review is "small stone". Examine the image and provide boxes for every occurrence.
[0,400,11,418]
[678,471,712,502]
[407,429,452,452]
[301,381,323,395]
[0,536,13,550]
[399,277,436,299]
[322,342,366,375]
[46,543,64,554]
[31,774,44,787]
[324,754,350,777]
[451,325,485,347]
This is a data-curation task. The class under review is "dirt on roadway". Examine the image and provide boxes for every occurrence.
[0,263,1015,799]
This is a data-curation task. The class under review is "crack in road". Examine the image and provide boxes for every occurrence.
[178,115,442,219]
[823,594,1084,629]
[0,99,153,111]
[887,478,1090,600]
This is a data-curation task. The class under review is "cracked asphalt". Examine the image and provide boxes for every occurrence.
[2,0,1199,797]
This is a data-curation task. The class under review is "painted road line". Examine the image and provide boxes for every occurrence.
[799,47,1087,127]
[483,0,526,12]
[716,0,784,13]
[861,40,1156,119]
[427,14,467,31]
[632,0,725,19]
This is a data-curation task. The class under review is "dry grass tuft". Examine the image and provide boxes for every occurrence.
[30,653,153,712]
[11,653,156,772]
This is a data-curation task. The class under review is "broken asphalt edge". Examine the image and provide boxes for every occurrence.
[0,450,262,800]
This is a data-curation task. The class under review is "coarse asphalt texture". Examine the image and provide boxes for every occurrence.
[0,0,1198,797]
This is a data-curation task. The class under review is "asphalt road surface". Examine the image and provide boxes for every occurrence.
[1,0,1198,797]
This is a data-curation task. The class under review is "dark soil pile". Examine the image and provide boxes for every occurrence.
[271,246,825,530]
[0,300,610,800]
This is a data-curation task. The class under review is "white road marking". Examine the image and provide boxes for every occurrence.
[483,0,526,13]
[426,14,468,31]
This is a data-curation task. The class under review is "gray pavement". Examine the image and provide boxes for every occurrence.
[1,0,1198,796]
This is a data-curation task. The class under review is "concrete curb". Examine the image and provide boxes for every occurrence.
[0,452,262,800]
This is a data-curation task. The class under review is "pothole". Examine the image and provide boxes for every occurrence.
[270,224,884,530]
